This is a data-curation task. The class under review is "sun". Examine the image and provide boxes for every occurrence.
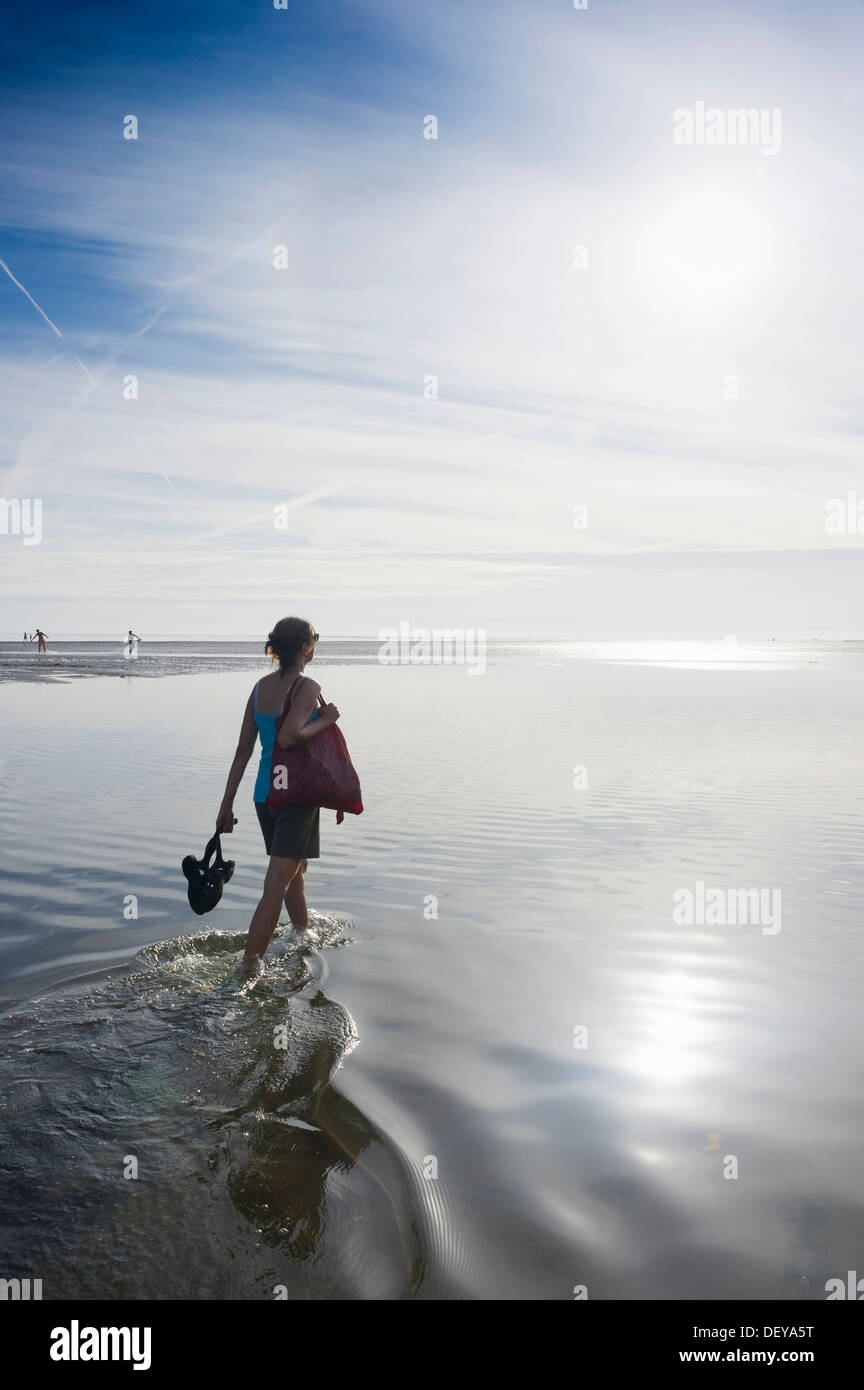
[639,175,779,305]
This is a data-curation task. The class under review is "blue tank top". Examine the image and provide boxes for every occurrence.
[252,677,318,803]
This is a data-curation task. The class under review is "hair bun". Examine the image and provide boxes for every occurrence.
[265,616,314,672]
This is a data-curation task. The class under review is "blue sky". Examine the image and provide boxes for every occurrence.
[2,0,864,637]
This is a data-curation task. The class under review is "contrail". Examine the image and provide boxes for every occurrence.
[160,470,184,500]
[70,354,97,385]
[134,304,172,338]
[279,482,344,512]
[183,482,344,545]
[0,256,63,337]
[0,254,96,389]
[0,255,180,499]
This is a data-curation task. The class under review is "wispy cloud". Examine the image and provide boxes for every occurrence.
[1,0,863,633]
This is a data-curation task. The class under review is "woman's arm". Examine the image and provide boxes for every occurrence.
[276,678,340,748]
[216,693,258,832]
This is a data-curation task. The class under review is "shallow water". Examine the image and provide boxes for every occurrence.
[1,643,863,1299]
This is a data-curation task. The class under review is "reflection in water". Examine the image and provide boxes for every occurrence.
[195,956,361,1263]
[2,649,864,1299]
[0,921,439,1300]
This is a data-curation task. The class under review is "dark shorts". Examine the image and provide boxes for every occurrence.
[255,801,320,860]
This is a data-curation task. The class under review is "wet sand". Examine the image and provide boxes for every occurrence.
[1,645,863,1298]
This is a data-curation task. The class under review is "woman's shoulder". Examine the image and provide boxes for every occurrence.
[250,671,277,702]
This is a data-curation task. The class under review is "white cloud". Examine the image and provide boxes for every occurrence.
[2,3,863,632]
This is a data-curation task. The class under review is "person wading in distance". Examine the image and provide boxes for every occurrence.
[216,616,340,972]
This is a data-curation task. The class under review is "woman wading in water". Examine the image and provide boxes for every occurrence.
[216,617,340,970]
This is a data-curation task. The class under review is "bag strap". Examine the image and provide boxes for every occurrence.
[203,832,226,869]
[283,674,304,711]
[276,675,324,726]
[280,674,326,710]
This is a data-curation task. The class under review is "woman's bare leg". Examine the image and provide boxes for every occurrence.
[243,854,302,963]
[283,859,309,930]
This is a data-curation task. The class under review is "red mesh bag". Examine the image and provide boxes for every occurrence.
[267,677,363,823]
